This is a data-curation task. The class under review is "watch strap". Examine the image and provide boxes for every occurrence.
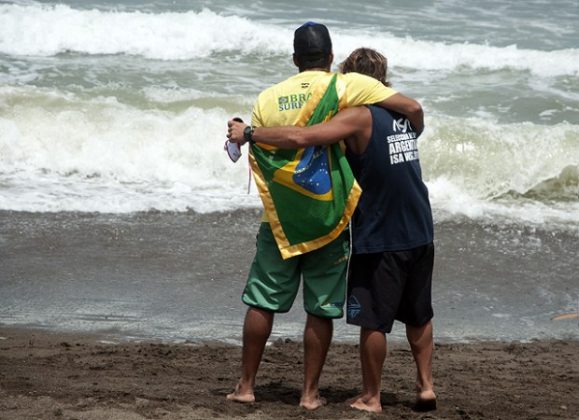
[243,126,255,144]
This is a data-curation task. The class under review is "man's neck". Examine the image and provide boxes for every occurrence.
[299,67,330,73]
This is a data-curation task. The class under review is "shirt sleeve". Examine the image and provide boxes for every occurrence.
[343,72,397,107]
[251,91,268,128]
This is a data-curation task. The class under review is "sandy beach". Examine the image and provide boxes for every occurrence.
[2,0,579,418]
[1,210,578,419]
[0,327,578,419]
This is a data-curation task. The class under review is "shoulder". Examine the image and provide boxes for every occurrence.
[253,81,282,116]
[335,106,372,128]
[368,104,402,119]
[340,72,372,82]
[367,106,420,136]
[256,73,301,102]
[340,72,382,88]
[340,106,371,118]
[255,85,276,103]
[338,73,397,104]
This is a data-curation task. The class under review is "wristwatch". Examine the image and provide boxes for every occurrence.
[243,126,255,144]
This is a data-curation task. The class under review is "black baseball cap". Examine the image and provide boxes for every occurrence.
[293,22,332,57]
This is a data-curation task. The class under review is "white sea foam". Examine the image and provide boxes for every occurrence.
[1,3,579,77]
[0,4,289,59]
[0,86,578,231]
[429,177,579,231]
[421,116,579,230]
[0,86,259,213]
[333,32,579,78]
[142,86,217,103]
[421,116,579,200]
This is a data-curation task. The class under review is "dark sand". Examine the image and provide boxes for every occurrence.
[1,210,578,418]
[0,327,578,420]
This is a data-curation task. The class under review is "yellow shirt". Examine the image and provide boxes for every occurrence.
[251,70,397,222]
[252,70,396,128]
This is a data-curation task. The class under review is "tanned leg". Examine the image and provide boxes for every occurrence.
[227,307,274,403]
[349,328,385,413]
[300,314,333,410]
[406,320,436,410]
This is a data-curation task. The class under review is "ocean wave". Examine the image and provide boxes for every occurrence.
[334,33,579,78]
[0,87,250,184]
[1,3,578,77]
[0,4,290,59]
[422,116,579,228]
[421,117,579,200]
[520,165,578,201]
[0,87,578,226]
[0,86,256,213]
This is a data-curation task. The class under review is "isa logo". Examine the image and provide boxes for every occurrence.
[347,296,362,319]
[392,117,411,133]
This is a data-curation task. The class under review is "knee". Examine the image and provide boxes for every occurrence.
[406,321,433,345]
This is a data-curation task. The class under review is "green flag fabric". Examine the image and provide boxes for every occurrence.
[249,73,361,259]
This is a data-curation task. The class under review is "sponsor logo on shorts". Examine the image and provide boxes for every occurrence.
[334,254,349,266]
[322,301,344,308]
[347,296,362,319]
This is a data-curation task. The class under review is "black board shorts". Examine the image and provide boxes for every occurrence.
[346,243,434,333]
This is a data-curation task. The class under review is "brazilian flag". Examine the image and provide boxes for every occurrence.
[249,74,361,259]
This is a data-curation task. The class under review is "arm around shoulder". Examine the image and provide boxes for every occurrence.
[377,93,424,134]
[249,107,369,149]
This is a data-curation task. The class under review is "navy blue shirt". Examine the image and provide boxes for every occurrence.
[346,105,433,253]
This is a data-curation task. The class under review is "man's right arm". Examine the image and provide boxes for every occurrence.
[227,107,370,149]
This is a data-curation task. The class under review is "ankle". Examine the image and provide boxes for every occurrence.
[301,389,319,401]
[416,387,436,402]
[416,377,434,392]
[237,379,254,394]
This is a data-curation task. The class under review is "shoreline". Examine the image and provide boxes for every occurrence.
[1,326,578,419]
[1,209,578,344]
[1,210,578,418]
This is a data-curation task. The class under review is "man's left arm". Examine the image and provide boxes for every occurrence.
[345,73,424,133]
[376,92,424,134]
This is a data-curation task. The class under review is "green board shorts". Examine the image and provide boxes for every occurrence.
[242,222,350,318]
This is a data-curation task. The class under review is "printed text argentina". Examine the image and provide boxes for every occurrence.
[387,132,419,165]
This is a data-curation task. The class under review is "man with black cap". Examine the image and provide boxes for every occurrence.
[229,47,435,414]
[227,22,423,410]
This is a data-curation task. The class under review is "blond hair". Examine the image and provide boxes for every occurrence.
[339,47,391,87]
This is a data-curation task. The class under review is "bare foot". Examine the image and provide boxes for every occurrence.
[348,395,382,413]
[226,382,255,403]
[415,389,437,411]
[417,388,436,401]
[345,393,364,406]
[299,395,327,410]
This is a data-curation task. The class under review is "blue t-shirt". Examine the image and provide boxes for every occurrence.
[346,105,433,253]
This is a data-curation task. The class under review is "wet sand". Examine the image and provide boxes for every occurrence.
[0,210,578,418]
[1,210,578,342]
[0,327,578,419]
